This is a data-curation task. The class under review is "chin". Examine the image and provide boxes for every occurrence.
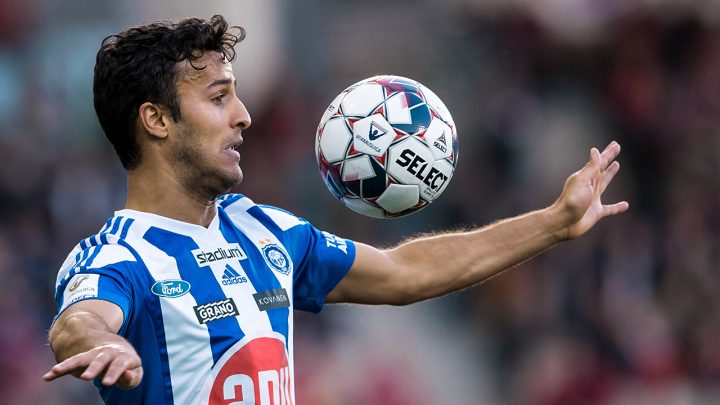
[196,170,243,199]
[220,169,243,191]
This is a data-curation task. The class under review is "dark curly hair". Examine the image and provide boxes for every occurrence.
[93,15,245,170]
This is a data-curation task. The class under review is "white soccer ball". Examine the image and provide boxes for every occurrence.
[315,75,458,218]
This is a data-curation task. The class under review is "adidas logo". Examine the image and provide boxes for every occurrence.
[221,264,248,286]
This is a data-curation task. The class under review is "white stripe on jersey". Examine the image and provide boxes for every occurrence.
[88,243,136,268]
[259,206,306,231]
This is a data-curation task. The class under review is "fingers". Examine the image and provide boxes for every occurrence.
[43,344,142,389]
[584,141,620,170]
[599,141,621,171]
[599,161,620,194]
[578,141,622,186]
[602,201,630,217]
[42,369,62,382]
[102,355,141,387]
[82,351,114,381]
[117,367,144,390]
[43,351,94,382]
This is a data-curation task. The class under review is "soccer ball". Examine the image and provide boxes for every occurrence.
[315,75,458,218]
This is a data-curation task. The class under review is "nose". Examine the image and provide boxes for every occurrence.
[232,97,252,130]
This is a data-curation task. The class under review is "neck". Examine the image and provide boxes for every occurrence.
[125,164,218,227]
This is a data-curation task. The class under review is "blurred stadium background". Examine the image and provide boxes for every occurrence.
[1,0,719,403]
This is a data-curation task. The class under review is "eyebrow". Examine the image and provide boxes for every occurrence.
[206,78,236,89]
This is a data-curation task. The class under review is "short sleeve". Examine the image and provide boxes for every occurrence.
[53,243,137,328]
[289,223,356,313]
[255,205,356,313]
[55,268,132,319]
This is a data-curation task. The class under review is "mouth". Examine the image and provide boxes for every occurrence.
[223,138,243,160]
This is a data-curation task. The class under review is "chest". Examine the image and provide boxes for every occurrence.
[138,230,294,336]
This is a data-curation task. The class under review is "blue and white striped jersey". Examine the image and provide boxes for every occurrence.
[53,194,356,404]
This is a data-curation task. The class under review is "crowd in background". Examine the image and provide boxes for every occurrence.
[0,0,719,403]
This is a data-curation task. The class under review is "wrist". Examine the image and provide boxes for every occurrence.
[543,202,575,242]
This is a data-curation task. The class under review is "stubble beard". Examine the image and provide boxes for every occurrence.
[172,125,242,201]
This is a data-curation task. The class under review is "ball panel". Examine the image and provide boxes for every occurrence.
[341,83,384,117]
[319,160,346,199]
[351,115,395,157]
[419,84,454,125]
[423,118,453,160]
[342,197,385,219]
[390,93,431,135]
[319,91,346,128]
[320,117,353,163]
[341,155,375,182]
[385,92,412,125]
[359,158,389,199]
[386,137,436,187]
[419,159,454,202]
[376,184,420,214]
[373,75,419,93]
[315,124,321,162]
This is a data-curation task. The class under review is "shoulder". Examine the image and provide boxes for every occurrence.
[56,216,139,287]
[218,193,307,231]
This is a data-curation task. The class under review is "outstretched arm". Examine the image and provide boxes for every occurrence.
[43,300,143,389]
[327,141,629,305]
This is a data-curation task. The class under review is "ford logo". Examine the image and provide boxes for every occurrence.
[151,280,191,298]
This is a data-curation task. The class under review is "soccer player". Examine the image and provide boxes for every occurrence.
[43,15,628,404]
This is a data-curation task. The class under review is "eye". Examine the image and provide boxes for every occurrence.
[211,93,226,104]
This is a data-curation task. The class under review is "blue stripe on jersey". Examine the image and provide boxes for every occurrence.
[83,241,103,268]
[121,240,174,405]
[143,226,244,363]
[107,239,175,405]
[217,209,290,346]
[119,217,134,239]
[108,215,122,235]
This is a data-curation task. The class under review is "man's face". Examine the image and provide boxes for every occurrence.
[168,51,251,198]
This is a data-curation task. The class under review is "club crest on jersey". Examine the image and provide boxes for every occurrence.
[261,244,292,275]
[151,279,191,298]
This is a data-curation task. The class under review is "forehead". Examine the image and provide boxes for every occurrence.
[176,51,234,89]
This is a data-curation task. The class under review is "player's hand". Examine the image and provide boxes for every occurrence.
[43,343,143,389]
[553,141,629,240]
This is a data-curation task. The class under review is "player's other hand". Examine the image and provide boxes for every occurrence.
[43,343,143,389]
[552,141,629,240]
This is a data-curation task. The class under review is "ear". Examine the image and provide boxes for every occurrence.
[138,102,172,139]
